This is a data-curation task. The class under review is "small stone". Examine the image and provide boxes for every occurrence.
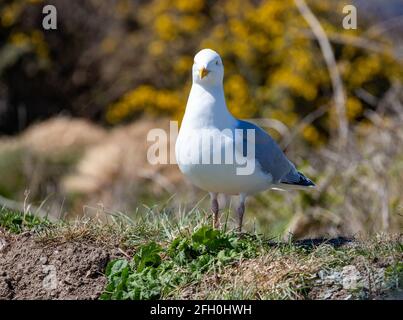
[321,290,333,299]
[341,265,362,290]
[317,269,342,285]
[39,256,48,264]
[317,270,326,279]
[0,238,7,252]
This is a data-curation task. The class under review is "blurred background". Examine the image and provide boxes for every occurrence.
[0,0,402,238]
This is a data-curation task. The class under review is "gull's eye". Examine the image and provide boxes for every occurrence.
[215,60,219,65]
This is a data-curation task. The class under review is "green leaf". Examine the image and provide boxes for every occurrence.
[109,259,129,277]
[134,242,162,272]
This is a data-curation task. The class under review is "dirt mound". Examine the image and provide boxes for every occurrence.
[0,229,120,300]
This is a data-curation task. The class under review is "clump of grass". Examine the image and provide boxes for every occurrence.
[184,235,402,300]
[0,208,51,233]
[384,259,403,292]
[100,226,260,300]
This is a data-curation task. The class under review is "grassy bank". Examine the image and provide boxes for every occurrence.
[0,208,402,300]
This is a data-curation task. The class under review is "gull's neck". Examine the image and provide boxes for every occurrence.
[181,83,236,130]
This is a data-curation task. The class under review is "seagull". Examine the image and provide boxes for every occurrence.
[175,49,315,232]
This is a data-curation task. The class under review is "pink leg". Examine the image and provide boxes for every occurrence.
[210,193,220,229]
[237,194,246,232]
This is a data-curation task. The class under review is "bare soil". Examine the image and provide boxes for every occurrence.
[0,229,122,300]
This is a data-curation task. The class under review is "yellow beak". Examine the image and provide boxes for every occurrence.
[199,67,209,79]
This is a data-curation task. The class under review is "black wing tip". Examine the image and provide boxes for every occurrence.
[281,172,316,187]
[298,172,316,187]
[302,180,316,187]
[281,180,315,187]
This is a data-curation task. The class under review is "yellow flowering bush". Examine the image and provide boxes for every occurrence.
[1,0,402,144]
[106,86,184,123]
[106,0,402,146]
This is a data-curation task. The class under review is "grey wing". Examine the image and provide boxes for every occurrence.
[235,119,294,182]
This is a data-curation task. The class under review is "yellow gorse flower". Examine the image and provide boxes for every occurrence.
[103,0,402,146]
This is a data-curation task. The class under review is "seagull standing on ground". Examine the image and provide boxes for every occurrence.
[175,49,315,232]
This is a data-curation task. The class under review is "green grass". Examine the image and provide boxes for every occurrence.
[0,208,51,233]
[0,207,401,300]
[100,226,260,300]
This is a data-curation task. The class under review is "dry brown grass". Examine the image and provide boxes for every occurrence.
[61,117,185,213]
[0,116,188,219]
[187,254,321,299]
[177,234,402,300]
[21,117,107,157]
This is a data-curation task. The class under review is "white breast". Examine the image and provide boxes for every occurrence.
[175,126,272,195]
